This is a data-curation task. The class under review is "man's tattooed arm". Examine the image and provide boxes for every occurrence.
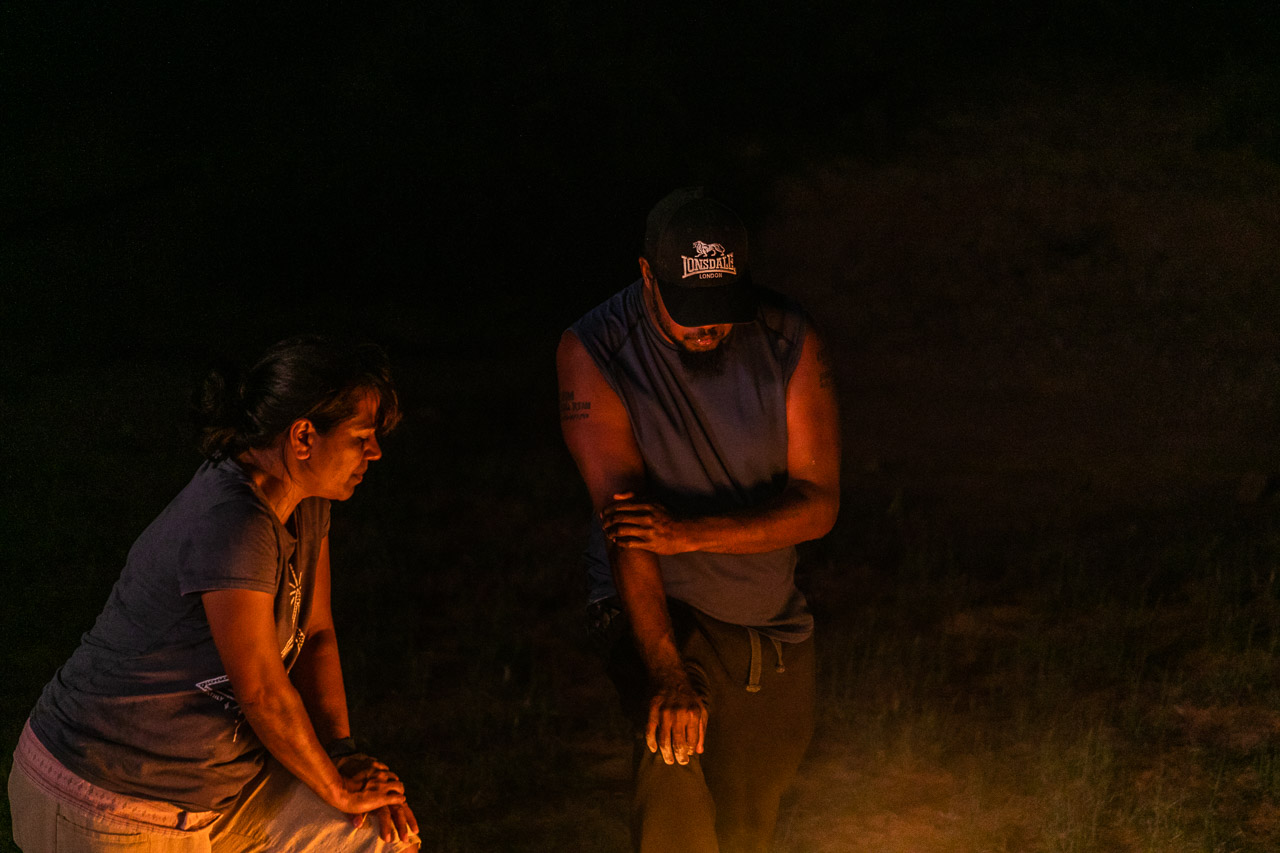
[560,389,592,422]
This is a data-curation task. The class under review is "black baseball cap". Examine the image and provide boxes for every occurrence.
[643,187,757,327]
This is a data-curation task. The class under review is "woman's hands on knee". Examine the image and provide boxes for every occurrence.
[336,753,421,846]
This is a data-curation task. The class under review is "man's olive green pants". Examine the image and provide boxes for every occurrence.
[599,599,815,853]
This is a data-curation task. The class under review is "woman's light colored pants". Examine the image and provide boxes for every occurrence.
[8,723,418,853]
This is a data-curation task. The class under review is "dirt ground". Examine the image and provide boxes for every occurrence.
[4,71,1279,852]
[553,74,1280,852]
[767,74,1280,532]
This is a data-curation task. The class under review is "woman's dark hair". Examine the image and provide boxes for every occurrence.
[192,335,402,461]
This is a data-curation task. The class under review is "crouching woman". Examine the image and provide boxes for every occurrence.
[8,336,419,851]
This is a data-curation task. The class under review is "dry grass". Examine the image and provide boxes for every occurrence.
[4,72,1280,851]
[681,75,1278,852]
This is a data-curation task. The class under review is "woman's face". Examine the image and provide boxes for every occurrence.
[301,391,383,501]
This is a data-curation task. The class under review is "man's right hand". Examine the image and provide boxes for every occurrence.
[646,672,708,765]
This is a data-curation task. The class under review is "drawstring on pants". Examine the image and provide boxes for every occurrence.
[745,628,786,693]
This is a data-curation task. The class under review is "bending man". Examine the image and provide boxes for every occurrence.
[558,187,840,853]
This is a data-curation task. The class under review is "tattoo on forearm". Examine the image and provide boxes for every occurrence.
[560,390,592,422]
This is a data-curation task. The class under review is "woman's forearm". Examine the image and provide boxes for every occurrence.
[289,627,351,747]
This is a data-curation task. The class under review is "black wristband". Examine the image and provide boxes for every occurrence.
[325,736,359,760]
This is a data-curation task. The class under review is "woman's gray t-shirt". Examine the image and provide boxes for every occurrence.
[29,458,330,812]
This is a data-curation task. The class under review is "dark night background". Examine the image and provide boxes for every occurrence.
[4,1,1274,362]
[4,2,1280,850]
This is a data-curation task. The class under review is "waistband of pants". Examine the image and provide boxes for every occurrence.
[14,721,220,834]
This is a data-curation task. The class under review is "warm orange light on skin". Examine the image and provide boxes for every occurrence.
[301,391,383,501]
[638,256,734,353]
[237,391,384,522]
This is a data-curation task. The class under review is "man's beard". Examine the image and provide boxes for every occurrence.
[678,341,727,377]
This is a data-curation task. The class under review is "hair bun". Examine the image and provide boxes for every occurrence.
[192,361,248,460]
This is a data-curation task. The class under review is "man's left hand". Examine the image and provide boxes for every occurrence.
[600,493,690,555]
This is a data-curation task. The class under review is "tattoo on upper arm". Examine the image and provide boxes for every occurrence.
[560,390,592,422]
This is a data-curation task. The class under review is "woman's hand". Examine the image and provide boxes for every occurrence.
[336,754,421,845]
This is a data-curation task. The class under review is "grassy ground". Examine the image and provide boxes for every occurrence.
[4,72,1280,851]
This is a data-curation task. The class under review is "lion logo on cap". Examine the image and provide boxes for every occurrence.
[682,241,738,279]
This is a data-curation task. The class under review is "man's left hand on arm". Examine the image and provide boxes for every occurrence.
[600,492,692,555]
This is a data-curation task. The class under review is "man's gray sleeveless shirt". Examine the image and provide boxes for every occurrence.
[572,279,813,641]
